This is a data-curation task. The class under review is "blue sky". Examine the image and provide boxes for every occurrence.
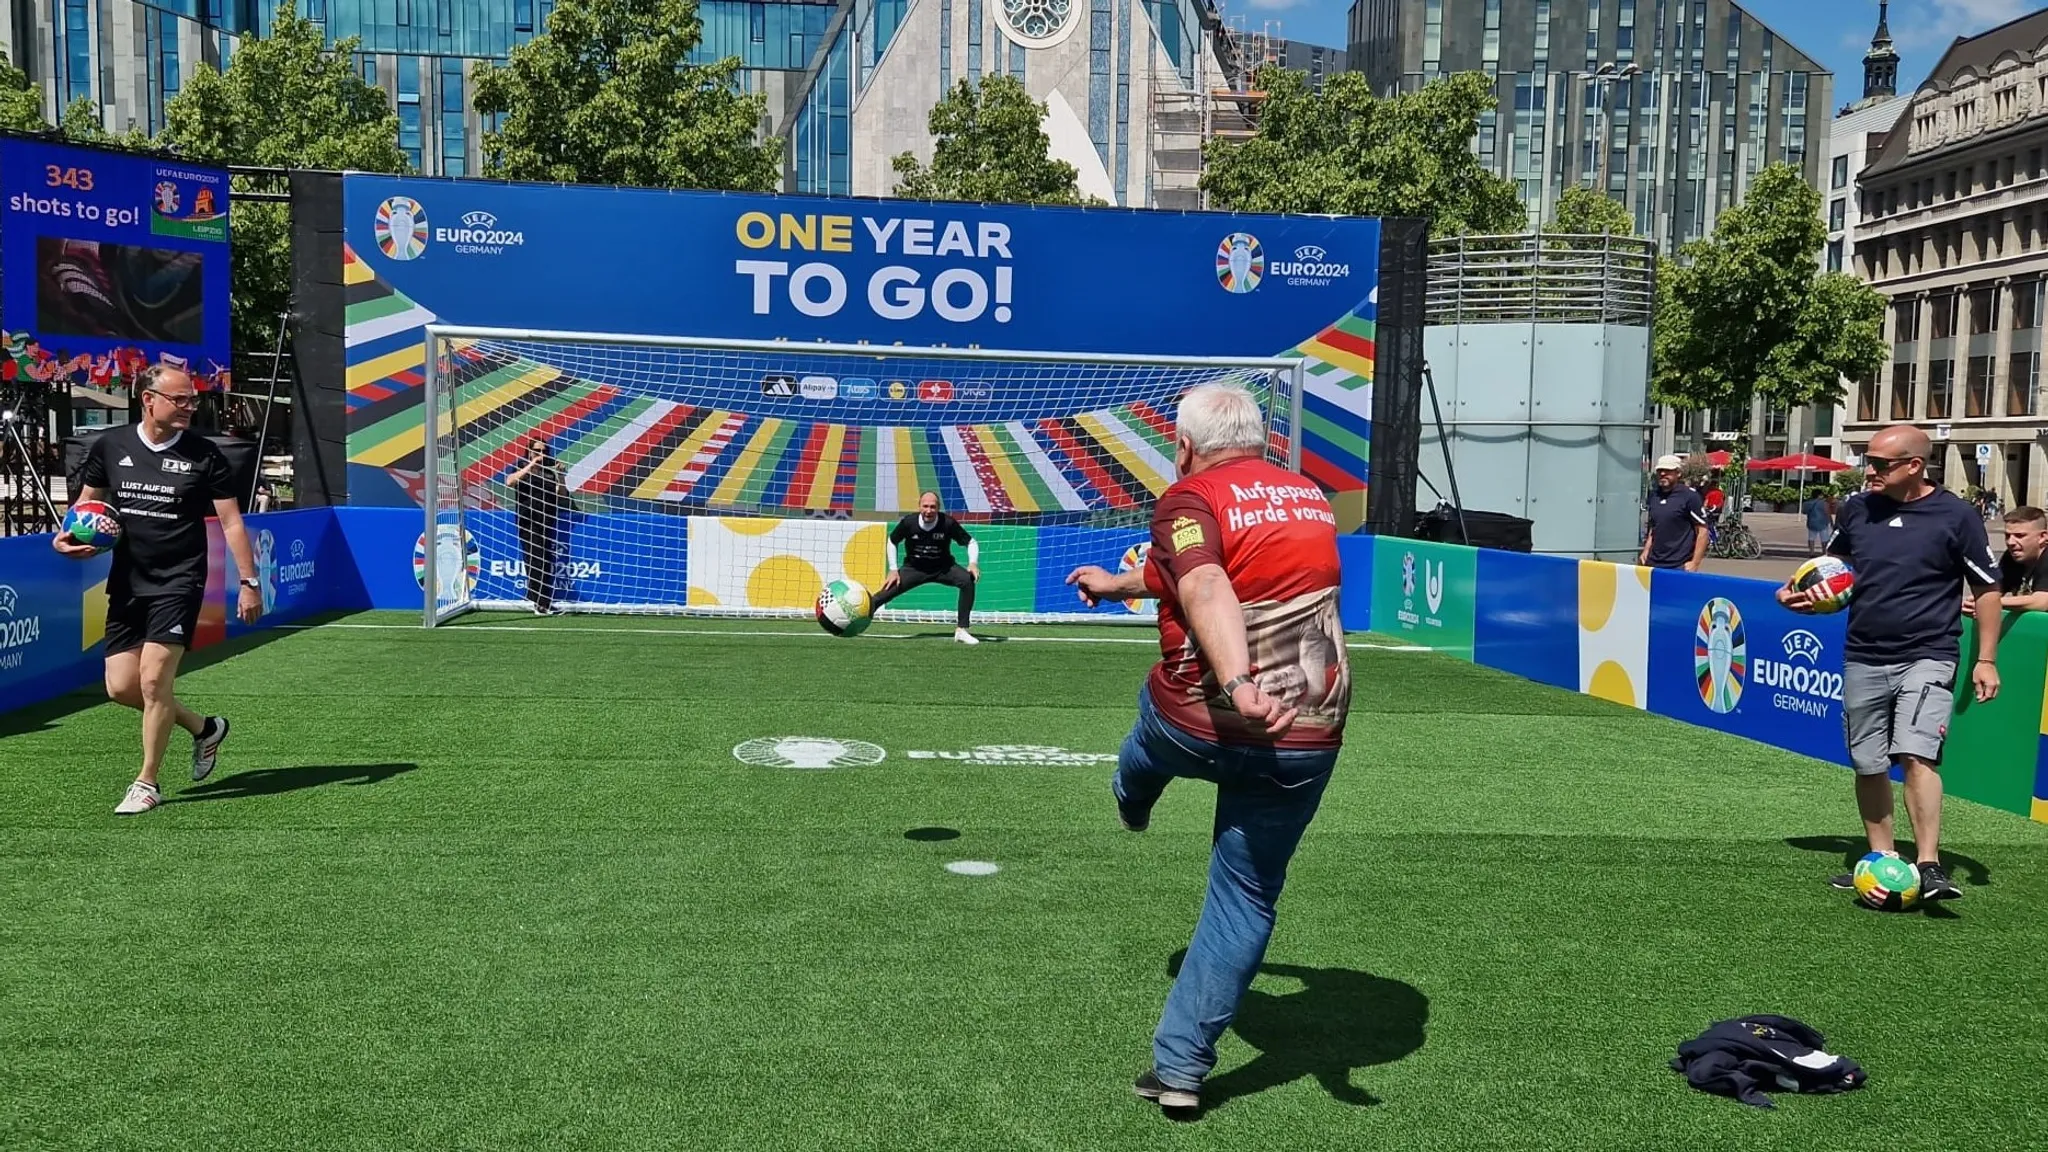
[1268,0,2038,105]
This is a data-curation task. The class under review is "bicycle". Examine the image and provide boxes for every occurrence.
[1706,517,1763,561]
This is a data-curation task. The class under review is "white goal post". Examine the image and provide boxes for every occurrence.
[420,325,1307,628]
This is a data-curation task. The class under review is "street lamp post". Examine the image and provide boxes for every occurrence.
[1581,63,1641,195]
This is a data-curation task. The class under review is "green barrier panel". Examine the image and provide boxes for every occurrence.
[1942,609,2048,819]
[879,523,1039,615]
[1370,538,1478,659]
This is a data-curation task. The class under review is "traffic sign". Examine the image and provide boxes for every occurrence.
[1977,443,1994,463]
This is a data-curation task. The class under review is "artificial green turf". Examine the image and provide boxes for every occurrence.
[4,610,2047,1151]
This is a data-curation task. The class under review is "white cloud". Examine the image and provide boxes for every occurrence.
[1891,0,2030,54]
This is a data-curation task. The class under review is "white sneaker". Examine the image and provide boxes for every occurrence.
[192,716,230,782]
[115,779,161,815]
[954,628,980,646]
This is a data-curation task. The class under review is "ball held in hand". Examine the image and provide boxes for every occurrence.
[1790,555,1855,614]
[62,500,122,551]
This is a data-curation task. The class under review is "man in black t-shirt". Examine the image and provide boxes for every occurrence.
[870,491,981,644]
[1779,424,2001,901]
[1639,454,1708,570]
[53,366,264,815]
[1967,505,2048,616]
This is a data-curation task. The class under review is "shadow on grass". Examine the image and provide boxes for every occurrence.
[869,631,1010,644]
[164,762,418,805]
[0,610,356,738]
[1157,947,1428,1119]
[1784,834,1993,889]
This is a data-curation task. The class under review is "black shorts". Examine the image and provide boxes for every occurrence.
[105,590,205,655]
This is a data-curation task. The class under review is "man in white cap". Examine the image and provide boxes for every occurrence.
[1639,453,1708,571]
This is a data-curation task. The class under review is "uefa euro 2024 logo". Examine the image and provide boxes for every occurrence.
[375,196,430,261]
[1216,233,1264,294]
[254,529,278,615]
[1694,598,1747,714]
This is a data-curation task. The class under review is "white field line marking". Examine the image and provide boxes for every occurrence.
[277,621,1435,652]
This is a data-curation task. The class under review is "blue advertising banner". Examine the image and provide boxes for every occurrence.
[1473,550,1581,691]
[1032,525,1157,619]
[0,137,232,391]
[334,508,698,612]
[221,509,350,638]
[345,176,1378,356]
[1645,569,1852,768]
[334,508,430,611]
[2,510,357,718]
[340,176,1384,525]
[1336,534,1374,632]
[0,532,104,713]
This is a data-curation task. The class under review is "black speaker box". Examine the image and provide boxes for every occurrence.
[1412,505,1535,553]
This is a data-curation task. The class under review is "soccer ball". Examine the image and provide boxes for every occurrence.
[1852,851,1921,911]
[816,578,874,637]
[1791,555,1855,614]
[62,499,122,551]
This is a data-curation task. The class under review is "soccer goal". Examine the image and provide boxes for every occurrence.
[419,325,1306,627]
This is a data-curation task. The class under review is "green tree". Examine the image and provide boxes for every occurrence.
[1,62,51,133]
[1545,186,1635,240]
[55,97,156,151]
[1198,69,1526,236]
[892,75,1097,205]
[472,0,779,191]
[159,1,409,356]
[1652,163,1886,427]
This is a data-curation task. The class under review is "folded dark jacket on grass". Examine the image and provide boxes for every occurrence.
[1671,1014,1867,1109]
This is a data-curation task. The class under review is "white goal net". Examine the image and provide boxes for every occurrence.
[420,327,1305,627]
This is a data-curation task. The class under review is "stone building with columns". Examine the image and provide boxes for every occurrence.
[1846,7,2048,505]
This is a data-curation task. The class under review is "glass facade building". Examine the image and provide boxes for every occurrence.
[1347,0,1831,254]
[4,0,1345,203]
[1,0,877,189]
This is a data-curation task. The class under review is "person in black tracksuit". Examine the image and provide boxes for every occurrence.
[871,491,981,644]
[506,438,570,614]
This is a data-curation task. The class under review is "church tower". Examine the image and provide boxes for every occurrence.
[1863,1,1900,100]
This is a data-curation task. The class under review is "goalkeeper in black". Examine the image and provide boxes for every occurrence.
[872,491,981,645]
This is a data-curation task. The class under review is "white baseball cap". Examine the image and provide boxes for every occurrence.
[1654,454,1684,472]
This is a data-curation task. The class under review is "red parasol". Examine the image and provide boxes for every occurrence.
[1747,453,1851,472]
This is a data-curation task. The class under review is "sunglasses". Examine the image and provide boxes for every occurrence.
[1862,455,1919,474]
[146,390,199,408]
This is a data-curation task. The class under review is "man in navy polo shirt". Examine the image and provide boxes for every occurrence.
[1639,454,1708,571]
[1777,424,2002,901]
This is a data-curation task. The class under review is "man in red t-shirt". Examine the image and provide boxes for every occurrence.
[1066,382,1352,1114]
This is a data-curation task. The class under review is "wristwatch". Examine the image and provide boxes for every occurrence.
[239,577,260,589]
[1221,674,1254,695]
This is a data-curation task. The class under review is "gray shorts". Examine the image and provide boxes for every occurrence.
[1843,660,1957,777]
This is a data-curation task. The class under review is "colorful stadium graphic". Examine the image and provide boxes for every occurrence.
[340,243,1376,522]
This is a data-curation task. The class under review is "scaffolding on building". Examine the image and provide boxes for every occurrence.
[1147,2,1280,210]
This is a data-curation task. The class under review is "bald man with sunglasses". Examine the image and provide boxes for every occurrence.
[1776,423,2001,902]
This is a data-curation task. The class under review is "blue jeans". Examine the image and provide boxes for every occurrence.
[1115,683,1338,1091]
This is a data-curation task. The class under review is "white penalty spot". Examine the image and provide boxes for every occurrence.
[944,860,1001,876]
